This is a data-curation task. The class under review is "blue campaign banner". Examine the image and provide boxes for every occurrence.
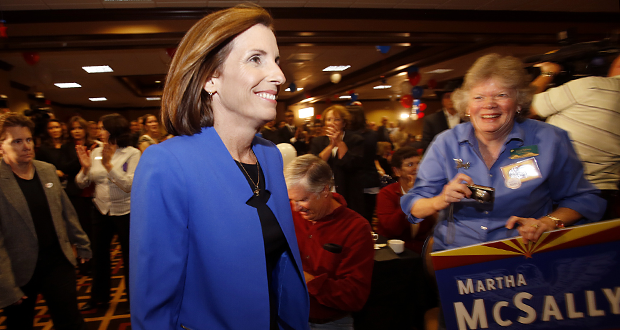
[431,219,620,330]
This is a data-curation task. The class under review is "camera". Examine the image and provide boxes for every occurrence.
[467,184,495,204]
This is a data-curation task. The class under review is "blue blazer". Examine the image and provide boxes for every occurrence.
[130,127,309,330]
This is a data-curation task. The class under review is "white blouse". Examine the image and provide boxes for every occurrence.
[76,146,141,216]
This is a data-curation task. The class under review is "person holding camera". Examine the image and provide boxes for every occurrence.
[530,55,620,220]
[401,54,605,252]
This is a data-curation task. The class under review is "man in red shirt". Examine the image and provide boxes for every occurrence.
[285,154,374,329]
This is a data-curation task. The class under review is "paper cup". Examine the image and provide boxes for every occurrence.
[388,239,405,254]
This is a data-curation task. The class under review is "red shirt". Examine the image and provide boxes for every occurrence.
[292,193,374,322]
[375,182,434,254]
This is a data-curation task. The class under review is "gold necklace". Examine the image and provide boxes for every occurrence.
[236,152,260,196]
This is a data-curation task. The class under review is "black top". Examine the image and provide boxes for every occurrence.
[235,160,287,330]
[14,170,62,267]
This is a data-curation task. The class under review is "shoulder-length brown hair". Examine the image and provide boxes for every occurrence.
[162,4,274,136]
[68,116,94,147]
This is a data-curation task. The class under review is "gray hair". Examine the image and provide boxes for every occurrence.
[284,154,333,194]
[452,53,534,119]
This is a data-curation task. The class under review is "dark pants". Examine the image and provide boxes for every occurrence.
[70,196,94,274]
[3,250,84,330]
[601,189,620,221]
[90,212,130,304]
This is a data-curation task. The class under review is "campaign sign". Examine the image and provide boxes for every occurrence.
[431,219,620,330]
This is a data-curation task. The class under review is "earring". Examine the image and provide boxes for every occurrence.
[465,112,470,117]
[206,91,215,96]
[516,107,521,114]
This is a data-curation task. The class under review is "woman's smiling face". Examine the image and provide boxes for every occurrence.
[207,24,285,128]
[467,78,519,139]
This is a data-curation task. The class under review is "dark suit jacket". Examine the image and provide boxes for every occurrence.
[0,160,91,308]
[310,132,365,215]
[278,124,296,145]
[421,110,462,152]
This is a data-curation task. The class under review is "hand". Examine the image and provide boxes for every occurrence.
[505,216,554,244]
[401,173,416,193]
[325,124,342,146]
[76,145,91,169]
[12,296,28,305]
[534,62,562,76]
[303,271,315,283]
[434,173,473,211]
[101,143,117,168]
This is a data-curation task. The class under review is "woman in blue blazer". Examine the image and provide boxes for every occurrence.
[130,5,309,330]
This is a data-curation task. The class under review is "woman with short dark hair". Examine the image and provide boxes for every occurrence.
[130,4,309,330]
[75,113,140,311]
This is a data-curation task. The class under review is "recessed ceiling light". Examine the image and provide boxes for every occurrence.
[55,83,81,89]
[35,92,45,98]
[89,97,107,102]
[322,65,350,72]
[285,87,304,92]
[397,72,407,76]
[82,66,113,73]
[155,80,161,84]
[425,69,453,74]
[146,97,161,101]
[373,85,392,90]
[339,95,352,99]
[0,94,7,98]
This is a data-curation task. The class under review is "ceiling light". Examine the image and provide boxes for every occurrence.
[298,107,314,119]
[155,81,161,84]
[35,92,45,98]
[373,85,392,90]
[55,83,81,88]
[339,95,352,100]
[397,72,407,76]
[0,95,7,98]
[285,87,304,92]
[89,97,107,102]
[425,69,453,74]
[322,65,351,72]
[301,97,315,103]
[146,97,161,101]
[82,66,113,73]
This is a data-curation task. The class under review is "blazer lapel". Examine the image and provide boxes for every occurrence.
[0,160,37,237]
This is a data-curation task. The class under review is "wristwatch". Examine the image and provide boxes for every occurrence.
[545,215,565,229]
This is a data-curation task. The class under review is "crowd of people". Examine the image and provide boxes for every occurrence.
[0,3,617,330]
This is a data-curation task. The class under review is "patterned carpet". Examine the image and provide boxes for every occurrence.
[0,237,131,330]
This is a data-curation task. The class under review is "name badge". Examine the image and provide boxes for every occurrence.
[500,158,542,189]
[509,145,539,159]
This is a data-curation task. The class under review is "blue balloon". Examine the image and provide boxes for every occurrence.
[413,99,421,106]
[351,93,359,102]
[376,46,391,54]
[407,66,419,74]
[411,86,424,98]
[288,82,296,92]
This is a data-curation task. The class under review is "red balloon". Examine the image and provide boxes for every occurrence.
[418,112,425,119]
[22,52,40,66]
[419,103,427,111]
[400,95,413,108]
[408,72,421,86]
[165,48,177,58]
[427,79,437,89]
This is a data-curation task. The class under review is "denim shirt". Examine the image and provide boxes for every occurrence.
[401,119,605,251]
